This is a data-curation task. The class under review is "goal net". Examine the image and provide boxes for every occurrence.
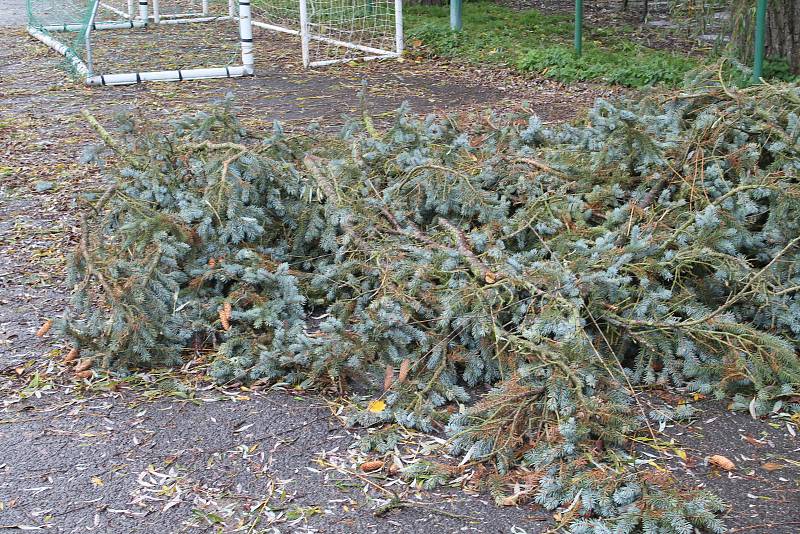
[250,0,402,67]
[27,0,254,85]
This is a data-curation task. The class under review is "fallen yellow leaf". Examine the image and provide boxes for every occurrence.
[367,400,386,413]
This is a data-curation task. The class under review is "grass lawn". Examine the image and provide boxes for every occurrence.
[404,1,800,88]
[404,2,699,88]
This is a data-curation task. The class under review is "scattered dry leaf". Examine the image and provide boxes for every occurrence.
[743,435,765,447]
[709,455,735,471]
[484,271,497,284]
[75,370,93,379]
[497,490,534,506]
[761,462,784,472]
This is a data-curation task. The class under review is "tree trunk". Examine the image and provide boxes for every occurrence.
[732,0,800,75]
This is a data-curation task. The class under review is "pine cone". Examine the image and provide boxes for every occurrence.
[220,301,232,331]
[360,460,384,472]
[383,364,395,391]
[36,320,53,337]
[398,358,411,383]
[74,358,94,372]
[63,347,79,364]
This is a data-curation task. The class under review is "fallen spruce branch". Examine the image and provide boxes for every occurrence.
[63,72,800,533]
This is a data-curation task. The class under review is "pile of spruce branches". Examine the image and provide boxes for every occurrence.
[64,70,800,532]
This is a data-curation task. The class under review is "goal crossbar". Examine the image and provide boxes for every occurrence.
[251,19,398,60]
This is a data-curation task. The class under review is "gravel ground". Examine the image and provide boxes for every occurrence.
[1,4,799,534]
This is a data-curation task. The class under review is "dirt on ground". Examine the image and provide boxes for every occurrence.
[1,5,799,534]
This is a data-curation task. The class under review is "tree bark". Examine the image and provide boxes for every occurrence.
[732,0,800,75]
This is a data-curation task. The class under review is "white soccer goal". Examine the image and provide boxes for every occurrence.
[27,0,254,85]
[250,0,403,67]
[27,0,403,86]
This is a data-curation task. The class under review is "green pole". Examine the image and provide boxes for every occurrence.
[574,0,583,56]
[752,0,767,83]
[450,0,462,32]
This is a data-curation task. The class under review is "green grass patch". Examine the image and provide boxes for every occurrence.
[762,57,799,83]
[518,44,697,87]
[405,1,700,88]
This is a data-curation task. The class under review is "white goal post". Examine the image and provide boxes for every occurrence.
[27,0,403,86]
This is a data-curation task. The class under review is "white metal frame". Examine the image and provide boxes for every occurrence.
[28,0,403,86]
[27,0,254,86]
[251,0,403,67]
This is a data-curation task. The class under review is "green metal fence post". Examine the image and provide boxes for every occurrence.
[574,0,583,56]
[752,0,767,83]
[450,0,462,32]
